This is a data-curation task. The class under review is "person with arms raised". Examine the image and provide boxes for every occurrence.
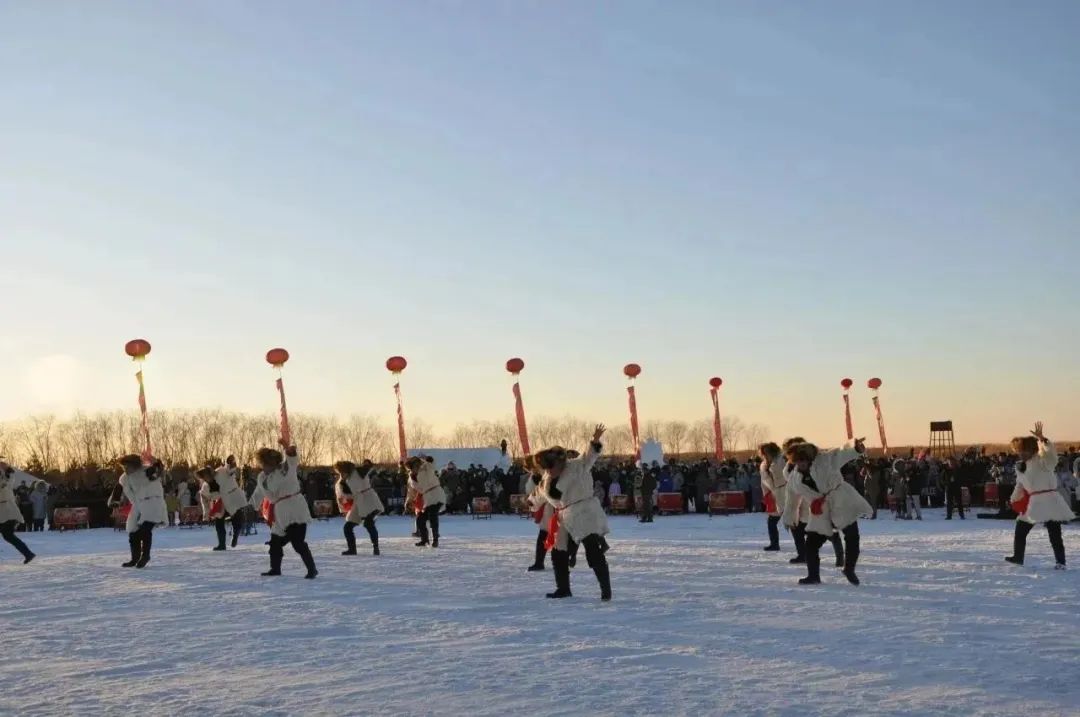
[1006,422,1074,570]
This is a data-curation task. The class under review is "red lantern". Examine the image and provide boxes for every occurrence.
[868,377,882,390]
[124,339,152,361]
[841,378,853,390]
[386,356,408,374]
[623,363,642,379]
[266,348,290,368]
[709,377,723,389]
[506,358,525,375]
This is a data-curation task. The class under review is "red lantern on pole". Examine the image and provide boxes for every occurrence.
[125,339,153,463]
[505,358,531,456]
[709,377,724,460]
[840,378,854,440]
[387,356,408,461]
[623,364,642,460]
[867,377,888,453]
[266,348,292,446]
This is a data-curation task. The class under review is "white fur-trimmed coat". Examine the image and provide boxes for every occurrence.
[335,471,384,523]
[214,466,249,515]
[120,468,168,531]
[0,471,24,524]
[409,463,447,510]
[1011,442,1075,525]
[536,443,609,548]
[790,446,872,535]
[525,474,554,528]
[760,456,787,518]
[781,464,810,528]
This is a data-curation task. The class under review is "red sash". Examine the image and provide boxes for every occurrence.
[763,493,777,514]
[532,506,545,524]
[210,498,224,516]
[1011,488,1055,515]
[119,503,133,519]
[340,498,355,513]
[542,498,588,551]
[262,493,299,527]
[810,497,826,515]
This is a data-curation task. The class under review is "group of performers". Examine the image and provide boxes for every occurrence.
[1,423,1070,597]
[757,422,1072,584]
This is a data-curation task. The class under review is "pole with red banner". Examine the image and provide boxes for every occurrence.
[841,378,854,441]
[868,377,888,453]
[386,356,409,462]
[623,364,642,461]
[709,377,724,460]
[505,358,531,456]
[124,339,153,463]
[265,348,292,445]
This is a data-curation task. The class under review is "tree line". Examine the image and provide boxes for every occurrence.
[0,410,769,472]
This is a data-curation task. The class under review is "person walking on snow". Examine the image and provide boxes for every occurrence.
[1006,422,1074,570]
[406,456,446,548]
[0,461,35,563]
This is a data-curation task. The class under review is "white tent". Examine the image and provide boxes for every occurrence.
[407,448,512,472]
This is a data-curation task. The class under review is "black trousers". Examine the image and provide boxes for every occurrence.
[32,519,45,532]
[805,524,859,580]
[641,494,653,521]
[345,514,379,551]
[0,520,33,560]
[130,521,155,563]
[268,523,316,573]
[214,513,245,547]
[1012,521,1066,565]
[551,533,610,597]
[946,486,965,519]
[417,504,442,544]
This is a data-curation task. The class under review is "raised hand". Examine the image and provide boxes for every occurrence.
[592,424,607,442]
[1030,422,1046,441]
[854,437,867,454]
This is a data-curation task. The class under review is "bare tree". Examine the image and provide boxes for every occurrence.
[661,420,690,457]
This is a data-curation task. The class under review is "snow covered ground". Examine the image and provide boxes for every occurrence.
[1,510,1077,717]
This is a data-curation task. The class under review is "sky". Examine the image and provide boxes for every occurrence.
[1,1,1078,447]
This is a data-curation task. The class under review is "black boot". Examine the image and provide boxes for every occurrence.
[567,538,578,568]
[546,550,572,598]
[1006,521,1032,565]
[231,515,242,548]
[298,543,318,579]
[262,538,283,576]
[842,524,861,585]
[364,519,380,555]
[122,533,140,567]
[430,511,440,548]
[342,522,358,555]
[528,532,547,571]
[764,516,781,551]
[789,523,806,564]
[135,528,152,568]
[593,558,612,601]
[1048,521,1066,568]
[214,519,227,551]
[830,532,845,568]
[799,536,823,585]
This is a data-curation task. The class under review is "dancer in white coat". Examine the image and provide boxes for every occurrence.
[535,424,612,601]
[198,457,248,551]
[252,443,318,579]
[758,443,787,552]
[1006,422,1074,569]
[334,460,384,556]
[406,456,446,548]
[0,461,35,563]
[112,454,168,568]
[788,439,872,585]
[779,437,843,567]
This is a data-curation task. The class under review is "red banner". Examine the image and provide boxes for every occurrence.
[843,392,854,440]
[710,387,724,460]
[872,394,888,453]
[627,385,641,460]
[275,377,292,446]
[394,382,407,462]
[512,381,531,456]
[135,370,152,463]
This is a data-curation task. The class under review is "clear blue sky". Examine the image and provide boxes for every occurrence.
[2,1,1078,445]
